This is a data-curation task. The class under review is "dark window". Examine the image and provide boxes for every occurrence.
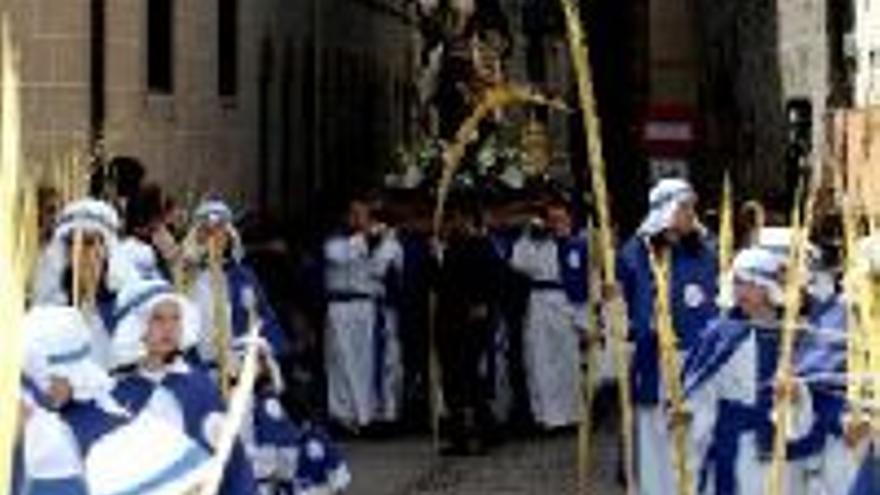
[147,0,173,93]
[218,0,238,96]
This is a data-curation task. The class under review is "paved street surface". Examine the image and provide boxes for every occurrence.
[343,428,623,495]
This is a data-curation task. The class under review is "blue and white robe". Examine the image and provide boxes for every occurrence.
[20,385,211,495]
[242,389,350,495]
[797,297,871,495]
[323,230,404,427]
[510,233,588,428]
[684,313,818,495]
[111,360,258,494]
[617,234,718,495]
[190,260,291,369]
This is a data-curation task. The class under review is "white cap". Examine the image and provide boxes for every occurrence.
[32,198,140,306]
[637,178,695,237]
[191,198,243,262]
[111,279,201,368]
[230,335,285,394]
[52,198,121,244]
[732,247,785,306]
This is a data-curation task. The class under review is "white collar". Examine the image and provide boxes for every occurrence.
[139,357,191,382]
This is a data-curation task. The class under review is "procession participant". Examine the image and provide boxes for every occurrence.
[683,247,815,495]
[31,198,140,367]
[747,224,851,492]
[184,198,291,375]
[805,234,880,495]
[616,178,718,494]
[323,195,404,430]
[229,337,351,495]
[510,197,587,430]
[382,191,434,431]
[109,278,258,494]
[118,184,171,281]
[19,305,211,495]
[755,226,840,323]
[484,194,535,430]
[434,196,505,454]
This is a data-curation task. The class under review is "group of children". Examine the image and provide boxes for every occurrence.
[14,196,350,495]
[619,178,878,495]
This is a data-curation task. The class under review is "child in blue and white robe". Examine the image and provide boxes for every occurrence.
[231,338,351,495]
[801,234,880,495]
[510,204,588,429]
[184,199,291,373]
[683,248,817,495]
[617,178,719,494]
[19,305,211,495]
[31,198,141,368]
[109,278,258,494]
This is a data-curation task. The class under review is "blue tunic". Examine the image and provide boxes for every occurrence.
[112,368,258,494]
[617,234,719,405]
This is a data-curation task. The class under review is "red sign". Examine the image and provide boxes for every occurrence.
[641,104,699,158]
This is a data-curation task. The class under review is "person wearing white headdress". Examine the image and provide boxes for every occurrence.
[228,336,351,495]
[510,198,587,429]
[616,178,719,495]
[754,226,841,325]
[30,198,140,368]
[18,305,211,495]
[109,278,258,494]
[184,198,291,374]
[323,196,404,430]
[683,247,816,494]
[802,234,880,495]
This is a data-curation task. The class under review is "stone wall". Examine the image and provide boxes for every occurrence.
[0,0,419,225]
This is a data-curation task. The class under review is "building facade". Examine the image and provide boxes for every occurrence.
[1,0,419,228]
[696,0,852,205]
[852,0,880,106]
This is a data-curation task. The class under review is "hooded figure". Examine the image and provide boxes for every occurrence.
[109,278,258,494]
[231,337,351,495]
[19,305,211,495]
[31,198,140,368]
[509,201,587,429]
[185,199,290,371]
[683,248,820,495]
[616,178,719,495]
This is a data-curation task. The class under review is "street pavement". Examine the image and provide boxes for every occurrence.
[342,427,623,495]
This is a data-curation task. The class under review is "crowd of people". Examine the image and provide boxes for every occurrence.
[14,160,880,495]
[14,163,351,495]
[316,175,880,495]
